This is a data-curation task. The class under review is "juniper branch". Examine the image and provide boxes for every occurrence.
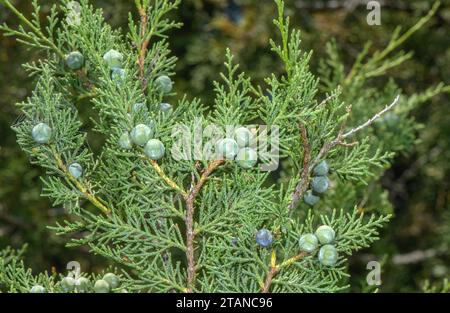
[0,0,65,59]
[51,147,111,215]
[184,160,224,292]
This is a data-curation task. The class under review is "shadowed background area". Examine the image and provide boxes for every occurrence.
[0,0,449,292]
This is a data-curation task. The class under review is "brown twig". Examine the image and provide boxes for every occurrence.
[288,123,311,210]
[287,96,399,211]
[261,250,308,293]
[184,160,224,292]
[138,7,150,91]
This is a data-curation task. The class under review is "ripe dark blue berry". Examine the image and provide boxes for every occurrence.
[94,279,110,293]
[61,276,76,292]
[130,124,152,146]
[315,225,335,244]
[30,285,46,293]
[256,229,273,248]
[65,51,84,70]
[68,163,83,179]
[103,49,123,69]
[32,122,52,144]
[311,176,329,194]
[313,160,329,176]
[236,148,258,169]
[144,139,165,160]
[318,244,338,267]
[298,233,319,253]
[103,273,120,289]
[119,132,133,150]
[303,190,320,206]
[234,127,253,148]
[216,138,239,160]
[155,75,173,94]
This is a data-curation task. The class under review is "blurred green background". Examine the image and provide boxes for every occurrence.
[0,0,449,292]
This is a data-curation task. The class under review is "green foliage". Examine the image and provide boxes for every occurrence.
[0,0,448,293]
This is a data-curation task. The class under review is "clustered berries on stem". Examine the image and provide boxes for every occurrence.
[299,225,338,266]
[255,224,338,267]
[303,160,330,206]
[216,127,258,169]
[29,272,123,293]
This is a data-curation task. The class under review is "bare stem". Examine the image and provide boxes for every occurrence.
[184,160,224,292]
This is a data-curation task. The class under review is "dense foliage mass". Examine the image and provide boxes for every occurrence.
[0,0,448,292]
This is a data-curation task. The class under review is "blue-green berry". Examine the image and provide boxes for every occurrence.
[313,160,329,176]
[132,102,147,113]
[65,51,84,70]
[119,132,133,150]
[256,229,273,248]
[234,127,253,148]
[68,163,83,179]
[298,233,319,253]
[103,49,123,69]
[103,273,120,289]
[311,176,329,194]
[32,122,52,144]
[216,138,239,160]
[236,147,258,169]
[75,277,90,292]
[159,102,173,114]
[318,244,338,267]
[30,285,46,293]
[315,225,335,244]
[155,75,173,94]
[93,279,110,293]
[144,139,165,160]
[130,124,152,146]
[60,276,76,292]
[111,68,126,82]
[303,190,320,206]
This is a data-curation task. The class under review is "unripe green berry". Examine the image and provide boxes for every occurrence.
[68,163,83,179]
[311,176,329,194]
[303,190,320,206]
[32,122,52,144]
[298,233,319,253]
[75,277,90,292]
[111,68,126,82]
[30,285,46,293]
[159,102,173,115]
[60,276,76,292]
[130,124,152,146]
[255,229,273,248]
[94,279,110,293]
[318,244,338,267]
[103,49,123,69]
[144,139,165,160]
[313,160,329,176]
[234,127,253,148]
[155,75,173,94]
[315,225,335,244]
[119,132,133,150]
[216,138,239,160]
[65,51,84,70]
[236,148,258,169]
[103,273,120,289]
